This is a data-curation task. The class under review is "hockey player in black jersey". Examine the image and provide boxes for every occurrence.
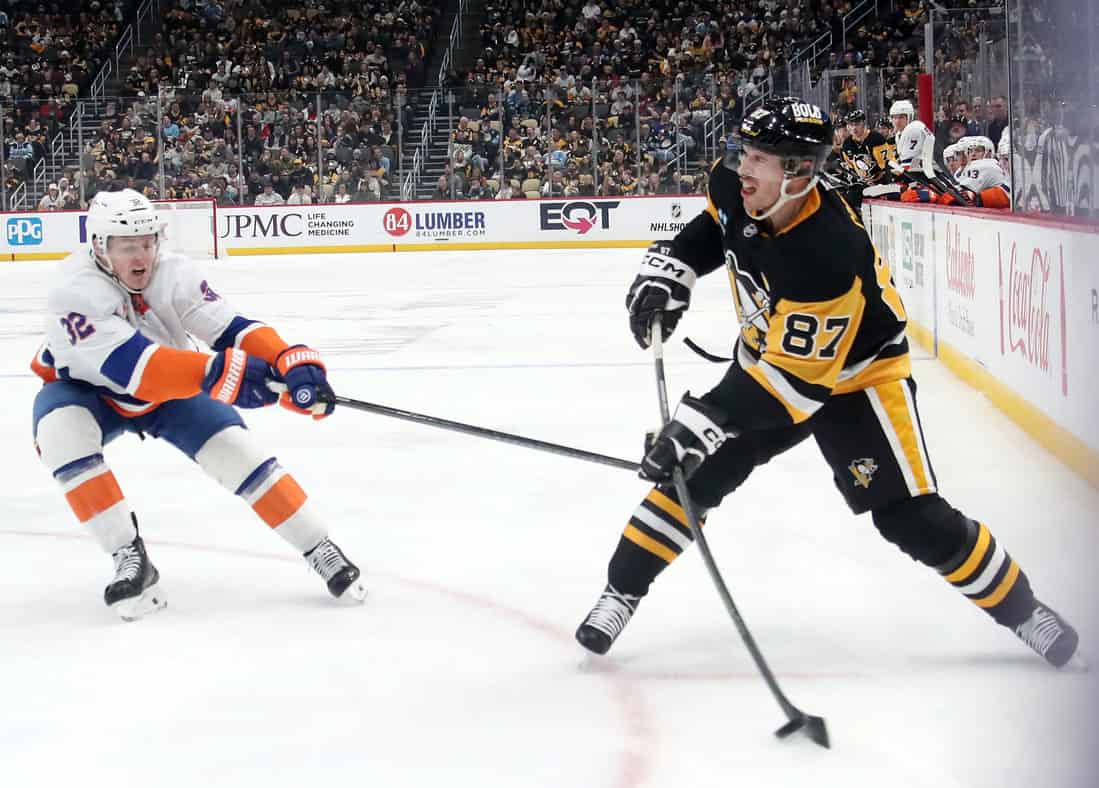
[576,97,1081,669]
[840,109,894,185]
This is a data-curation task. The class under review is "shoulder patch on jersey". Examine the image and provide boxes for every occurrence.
[200,280,221,302]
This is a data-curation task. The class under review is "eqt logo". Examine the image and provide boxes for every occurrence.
[540,201,620,235]
[382,207,411,237]
[6,217,43,246]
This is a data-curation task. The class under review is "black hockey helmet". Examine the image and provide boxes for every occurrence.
[735,96,833,175]
[845,109,867,124]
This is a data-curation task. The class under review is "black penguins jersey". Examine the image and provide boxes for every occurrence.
[668,159,911,431]
[842,130,894,183]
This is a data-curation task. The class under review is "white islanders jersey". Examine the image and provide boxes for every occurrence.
[32,248,262,415]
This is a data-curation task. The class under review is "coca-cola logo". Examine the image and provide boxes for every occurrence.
[998,235,1068,396]
[945,221,975,299]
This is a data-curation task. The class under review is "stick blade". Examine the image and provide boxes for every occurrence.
[775,713,830,749]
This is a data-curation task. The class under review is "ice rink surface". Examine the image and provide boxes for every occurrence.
[1,249,1097,788]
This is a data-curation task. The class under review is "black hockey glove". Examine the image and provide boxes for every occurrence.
[625,241,697,349]
[640,394,736,482]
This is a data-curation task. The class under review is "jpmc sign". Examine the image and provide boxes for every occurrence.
[219,213,304,239]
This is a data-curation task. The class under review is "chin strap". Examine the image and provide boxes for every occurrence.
[745,174,820,221]
[91,237,158,295]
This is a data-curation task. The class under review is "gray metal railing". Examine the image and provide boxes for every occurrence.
[788,30,832,75]
[787,0,879,79]
[115,26,134,74]
[32,157,46,198]
[702,110,725,164]
[403,0,468,198]
[842,0,879,53]
[88,0,159,101]
[9,180,27,210]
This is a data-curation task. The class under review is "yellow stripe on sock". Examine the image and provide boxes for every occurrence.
[944,523,991,583]
[974,561,1020,609]
[624,524,678,563]
[646,488,687,526]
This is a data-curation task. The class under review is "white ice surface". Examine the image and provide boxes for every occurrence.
[1,249,1096,788]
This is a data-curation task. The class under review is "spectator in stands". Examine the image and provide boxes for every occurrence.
[954,101,982,136]
[37,182,62,211]
[254,179,285,206]
[354,174,381,202]
[540,169,566,197]
[987,95,1009,147]
[160,115,180,144]
[131,151,157,182]
[431,174,453,200]
[494,178,520,199]
[466,175,495,200]
[5,131,38,177]
[287,182,312,205]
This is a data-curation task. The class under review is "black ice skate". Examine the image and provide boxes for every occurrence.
[575,584,642,655]
[305,538,366,602]
[104,531,166,622]
[1014,601,1081,669]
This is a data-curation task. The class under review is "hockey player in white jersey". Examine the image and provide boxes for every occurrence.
[30,189,367,620]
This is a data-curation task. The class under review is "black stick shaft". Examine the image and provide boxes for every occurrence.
[650,317,828,745]
[331,395,640,472]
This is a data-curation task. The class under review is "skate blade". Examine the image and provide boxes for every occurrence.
[336,579,367,605]
[577,652,613,673]
[1066,652,1090,673]
[111,583,167,622]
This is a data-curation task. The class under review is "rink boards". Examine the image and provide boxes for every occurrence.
[863,200,1099,485]
[0,195,709,260]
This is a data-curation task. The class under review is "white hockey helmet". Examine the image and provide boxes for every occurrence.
[897,120,933,165]
[943,143,958,162]
[87,189,165,244]
[964,136,994,158]
[889,100,915,121]
[957,158,1008,192]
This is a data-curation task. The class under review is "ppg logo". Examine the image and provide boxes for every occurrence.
[6,217,43,246]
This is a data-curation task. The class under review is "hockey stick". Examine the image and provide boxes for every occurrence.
[322,393,640,473]
[683,336,734,363]
[649,315,830,748]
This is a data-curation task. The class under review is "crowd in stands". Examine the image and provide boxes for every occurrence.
[1,0,137,196]
[3,0,438,206]
[79,0,439,205]
[435,0,851,199]
[2,0,1093,211]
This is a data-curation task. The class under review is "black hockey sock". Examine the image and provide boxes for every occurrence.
[608,486,701,597]
[873,495,1037,627]
[935,518,1035,628]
